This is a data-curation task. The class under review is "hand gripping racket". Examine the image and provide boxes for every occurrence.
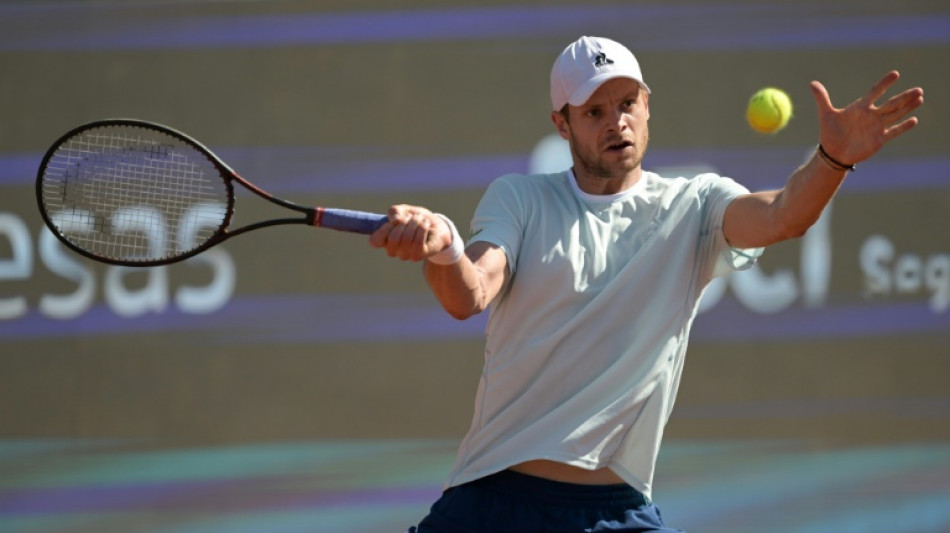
[36,119,388,266]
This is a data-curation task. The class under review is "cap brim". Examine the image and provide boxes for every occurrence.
[567,72,651,108]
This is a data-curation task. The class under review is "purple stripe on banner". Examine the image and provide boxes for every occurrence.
[4,148,948,194]
[0,4,947,52]
[0,153,41,187]
[1,292,948,343]
[692,297,950,341]
[211,148,526,195]
[645,148,950,193]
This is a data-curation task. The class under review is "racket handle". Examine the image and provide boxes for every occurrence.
[314,208,388,234]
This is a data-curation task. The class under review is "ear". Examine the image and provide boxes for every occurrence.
[642,91,651,120]
[551,110,570,140]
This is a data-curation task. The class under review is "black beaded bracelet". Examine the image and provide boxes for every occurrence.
[817,144,856,172]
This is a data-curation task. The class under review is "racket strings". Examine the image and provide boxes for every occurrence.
[41,126,230,262]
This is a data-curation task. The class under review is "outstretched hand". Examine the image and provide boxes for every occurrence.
[810,71,924,167]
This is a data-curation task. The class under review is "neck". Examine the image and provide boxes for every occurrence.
[572,167,643,195]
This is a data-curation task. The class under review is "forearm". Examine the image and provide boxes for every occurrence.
[424,257,491,320]
[774,147,850,237]
[424,237,508,320]
[725,146,851,248]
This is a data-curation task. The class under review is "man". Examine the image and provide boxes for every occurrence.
[370,36,923,532]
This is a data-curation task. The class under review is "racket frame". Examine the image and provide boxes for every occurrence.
[36,118,349,267]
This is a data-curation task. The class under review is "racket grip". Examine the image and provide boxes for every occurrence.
[314,208,388,234]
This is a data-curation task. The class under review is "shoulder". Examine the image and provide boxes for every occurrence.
[482,171,571,203]
[641,171,687,192]
[690,172,750,196]
[490,171,568,190]
[643,171,747,198]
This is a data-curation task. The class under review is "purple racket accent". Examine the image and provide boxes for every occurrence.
[314,208,388,234]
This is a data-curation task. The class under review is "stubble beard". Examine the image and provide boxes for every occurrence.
[570,130,649,181]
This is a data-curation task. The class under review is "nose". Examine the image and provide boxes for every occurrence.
[608,107,628,132]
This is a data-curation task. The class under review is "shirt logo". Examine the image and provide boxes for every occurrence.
[593,52,614,67]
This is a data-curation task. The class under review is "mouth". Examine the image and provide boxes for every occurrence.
[604,140,634,153]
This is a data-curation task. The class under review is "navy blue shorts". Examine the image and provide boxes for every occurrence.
[408,470,683,533]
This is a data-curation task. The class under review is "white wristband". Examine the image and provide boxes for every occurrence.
[427,214,464,265]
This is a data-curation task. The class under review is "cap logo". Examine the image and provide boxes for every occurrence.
[593,52,614,68]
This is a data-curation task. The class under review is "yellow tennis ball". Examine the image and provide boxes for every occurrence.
[746,87,793,134]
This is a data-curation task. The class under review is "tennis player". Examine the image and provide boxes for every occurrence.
[371,36,923,532]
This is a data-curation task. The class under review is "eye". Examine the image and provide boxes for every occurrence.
[585,108,601,118]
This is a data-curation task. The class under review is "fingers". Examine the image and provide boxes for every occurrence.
[813,71,923,117]
[859,71,924,127]
[809,80,834,114]
[872,78,924,142]
[812,71,923,162]
[884,116,920,143]
[387,204,427,226]
[369,204,438,262]
[386,218,430,260]
[877,86,925,121]
[862,70,901,106]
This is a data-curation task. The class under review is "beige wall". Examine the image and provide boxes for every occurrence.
[1,0,947,450]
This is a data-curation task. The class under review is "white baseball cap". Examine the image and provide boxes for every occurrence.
[550,36,651,111]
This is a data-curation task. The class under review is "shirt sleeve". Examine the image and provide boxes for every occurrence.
[468,174,526,274]
[696,173,764,278]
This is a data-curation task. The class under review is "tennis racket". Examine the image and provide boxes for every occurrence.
[36,119,388,267]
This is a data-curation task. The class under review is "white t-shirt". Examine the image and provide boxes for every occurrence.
[445,169,761,498]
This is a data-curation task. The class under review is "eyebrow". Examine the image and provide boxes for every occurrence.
[583,90,640,109]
